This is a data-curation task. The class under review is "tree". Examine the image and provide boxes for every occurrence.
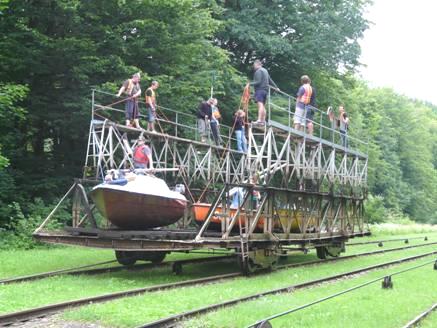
[0,83,28,226]
[0,0,242,206]
[213,0,370,85]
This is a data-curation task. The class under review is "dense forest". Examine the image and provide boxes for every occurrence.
[0,0,436,246]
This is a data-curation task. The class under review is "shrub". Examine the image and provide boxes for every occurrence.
[364,194,387,224]
[0,198,68,250]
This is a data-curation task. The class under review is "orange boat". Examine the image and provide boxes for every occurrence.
[276,209,316,233]
[192,202,267,232]
[193,203,315,233]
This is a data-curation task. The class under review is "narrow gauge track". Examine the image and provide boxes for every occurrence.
[402,303,437,328]
[1,242,436,326]
[346,235,430,246]
[140,251,437,328]
[0,255,234,285]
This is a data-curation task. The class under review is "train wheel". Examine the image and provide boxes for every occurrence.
[315,246,327,259]
[115,250,137,266]
[238,249,279,275]
[149,252,166,264]
[239,257,257,276]
[325,245,342,257]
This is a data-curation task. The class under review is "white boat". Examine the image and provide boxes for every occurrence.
[90,174,188,230]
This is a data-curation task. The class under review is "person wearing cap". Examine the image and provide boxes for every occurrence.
[132,136,153,169]
[145,81,159,133]
[117,73,142,128]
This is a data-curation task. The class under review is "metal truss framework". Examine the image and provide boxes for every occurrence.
[34,90,370,266]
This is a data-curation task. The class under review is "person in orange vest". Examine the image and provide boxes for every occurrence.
[132,136,154,169]
[145,81,159,133]
[116,73,142,128]
[294,75,313,131]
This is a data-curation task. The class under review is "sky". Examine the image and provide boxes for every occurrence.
[359,0,437,105]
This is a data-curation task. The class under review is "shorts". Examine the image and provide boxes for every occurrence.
[306,106,314,121]
[254,89,268,104]
[147,105,156,122]
[294,106,305,125]
[198,118,207,137]
[125,100,139,120]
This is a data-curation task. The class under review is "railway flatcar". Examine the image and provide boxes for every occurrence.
[33,89,370,274]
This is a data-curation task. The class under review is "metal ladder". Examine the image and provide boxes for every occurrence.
[237,190,251,273]
[84,120,106,178]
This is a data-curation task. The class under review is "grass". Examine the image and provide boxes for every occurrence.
[184,259,437,328]
[0,257,239,314]
[369,222,437,237]
[0,246,230,278]
[61,243,437,327]
[419,308,437,327]
[0,247,116,278]
[0,231,435,326]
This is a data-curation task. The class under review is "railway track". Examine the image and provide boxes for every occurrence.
[0,255,234,285]
[346,235,430,246]
[140,251,437,328]
[2,235,431,286]
[1,242,436,326]
[402,303,437,328]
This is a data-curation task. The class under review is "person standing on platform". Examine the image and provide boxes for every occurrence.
[234,109,247,153]
[116,73,142,128]
[210,98,222,146]
[247,60,279,124]
[132,136,154,169]
[145,81,159,133]
[339,105,350,148]
[294,75,313,131]
[197,98,214,143]
[306,81,317,135]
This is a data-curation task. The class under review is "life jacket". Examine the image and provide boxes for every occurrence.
[212,108,221,119]
[133,145,149,164]
[299,84,313,105]
[145,87,156,105]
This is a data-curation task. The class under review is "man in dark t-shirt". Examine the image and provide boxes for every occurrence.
[197,99,213,143]
[247,60,279,124]
[117,73,142,128]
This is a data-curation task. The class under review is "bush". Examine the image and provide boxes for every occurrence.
[365,194,387,224]
[0,198,68,250]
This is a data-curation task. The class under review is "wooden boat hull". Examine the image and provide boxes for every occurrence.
[91,188,187,230]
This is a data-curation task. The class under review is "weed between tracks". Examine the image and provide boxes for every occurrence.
[61,243,437,327]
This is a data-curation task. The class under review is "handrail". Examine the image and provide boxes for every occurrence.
[91,89,238,148]
[91,88,368,156]
[267,86,368,154]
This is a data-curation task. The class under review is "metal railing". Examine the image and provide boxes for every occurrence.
[90,88,368,157]
[91,89,238,149]
[267,87,368,156]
